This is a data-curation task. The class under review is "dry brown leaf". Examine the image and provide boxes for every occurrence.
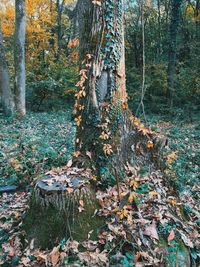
[66,159,73,168]
[86,151,92,159]
[168,229,175,243]
[50,246,60,267]
[144,221,159,240]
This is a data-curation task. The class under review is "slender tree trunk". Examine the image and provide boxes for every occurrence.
[0,24,14,117]
[56,0,65,60]
[167,0,182,107]
[136,0,146,119]
[157,0,162,60]
[195,0,200,40]
[14,0,26,117]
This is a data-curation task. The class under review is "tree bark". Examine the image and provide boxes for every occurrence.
[157,0,162,60]
[56,0,65,60]
[195,0,200,40]
[0,23,14,117]
[167,0,183,107]
[73,0,162,184]
[14,0,26,117]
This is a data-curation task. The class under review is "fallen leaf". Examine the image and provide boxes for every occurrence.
[144,221,159,240]
[168,229,175,243]
[66,159,73,168]
[79,199,84,207]
[50,246,60,267]
[86,151,92,159]
[66,187,74,193]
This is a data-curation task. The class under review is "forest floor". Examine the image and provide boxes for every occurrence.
[0,110,199,266]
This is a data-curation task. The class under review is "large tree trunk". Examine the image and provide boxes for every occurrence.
[14,0,26,117]
[73,0,161,183]
[167,0,182,107]
[0,23,14,117]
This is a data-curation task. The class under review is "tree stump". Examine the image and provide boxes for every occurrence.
[23,169,104,248]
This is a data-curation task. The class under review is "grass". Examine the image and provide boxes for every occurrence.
[0,110,75,187]
[146,112,200,190]
[0,108,199,194]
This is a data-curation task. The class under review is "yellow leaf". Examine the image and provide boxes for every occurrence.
[75,116,82,126]
[73,151,81,158]
[138,125,150,136]
[146,140,154,149]
[117,208,128,220]
[122,102,128,110]
[91,175,97,181]
[99,131,110,140]
[130,116,141,127]
[103,144,113,155]
[78,105,85,111]
[128,193,136,202]
[130,179,139,190]
[149,191,159,197]
[167,198,177,206]
[92,0,102,6]
[10,158,22,171]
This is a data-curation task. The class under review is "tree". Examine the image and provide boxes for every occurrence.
[195,0,200,39]
[70,0,167,186]
[25,3,193,264]
[29,0,165,245]
[56,0,65,60]
[0,22,14,116]
[167,0,183,106]
[14,0,26,117]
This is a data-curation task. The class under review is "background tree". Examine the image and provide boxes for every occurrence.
[14,0,26,116]
[0,22,14,117]
[56,0,65,60]
[167,0,183,107]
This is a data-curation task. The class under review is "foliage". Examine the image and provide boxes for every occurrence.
[26,61,78,111]
[0,0,77,112]
[125,1,200,113]
[0,111,75,186]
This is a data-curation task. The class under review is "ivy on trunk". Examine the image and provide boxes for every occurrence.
[73,0,161,185]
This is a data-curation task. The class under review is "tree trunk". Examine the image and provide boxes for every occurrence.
[0,23,14,117]
[167,0,182,107]
[157,0,162,61]
[14,0,26,117]
[56,0,65,60]
[195,0,200,40]
[73,0,163,184]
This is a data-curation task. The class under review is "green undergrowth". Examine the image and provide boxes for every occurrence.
[146,111,200,190]
[0,111,75,187]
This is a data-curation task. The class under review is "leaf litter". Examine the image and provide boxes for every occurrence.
[0,118,199,266]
